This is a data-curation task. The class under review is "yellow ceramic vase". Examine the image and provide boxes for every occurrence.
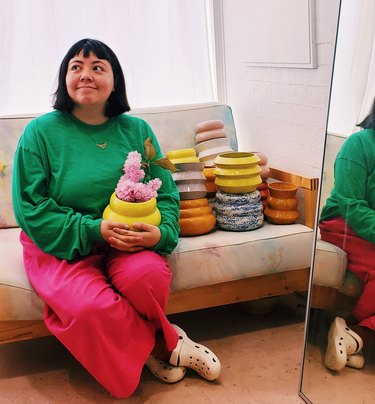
[214,152,262,193]
[103,193,161,230]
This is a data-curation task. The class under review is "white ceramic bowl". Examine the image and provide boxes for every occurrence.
[177,183,207,200]
[172,171,206,183]
[194,137,231,154]
[173,162,205,172]
[199,145,233,161]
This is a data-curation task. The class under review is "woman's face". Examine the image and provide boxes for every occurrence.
[66,50,115,110]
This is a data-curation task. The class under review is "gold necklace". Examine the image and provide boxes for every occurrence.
[95,140,108,149]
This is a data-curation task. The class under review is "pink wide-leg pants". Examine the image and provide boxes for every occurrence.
[319,218,375,330]
[20,231,179,398]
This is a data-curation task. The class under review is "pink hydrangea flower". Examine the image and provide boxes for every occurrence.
[115,151,162,202]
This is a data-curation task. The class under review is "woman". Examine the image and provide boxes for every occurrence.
[320,99,375,372]
[12,38,221,398]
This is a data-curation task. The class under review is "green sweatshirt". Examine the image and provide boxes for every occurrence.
[12,111,180,260]
[320,128,375,244]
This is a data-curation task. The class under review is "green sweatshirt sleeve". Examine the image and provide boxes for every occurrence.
[12,122,103,260]
[140,124,180,255]
[329,134,375,244]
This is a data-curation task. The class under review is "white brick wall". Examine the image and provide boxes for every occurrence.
[222,0,340,177]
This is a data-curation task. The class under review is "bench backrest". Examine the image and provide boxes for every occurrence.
[0,103,237,228]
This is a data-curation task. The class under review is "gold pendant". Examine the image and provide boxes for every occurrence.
[96,141,108,149]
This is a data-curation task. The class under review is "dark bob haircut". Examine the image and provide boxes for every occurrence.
[358,98,375,130]
[53,38,130,117]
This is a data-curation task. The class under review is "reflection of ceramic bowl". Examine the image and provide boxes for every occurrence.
[194,137,231,154]
[167,148,199,164]
[177,183,207,200]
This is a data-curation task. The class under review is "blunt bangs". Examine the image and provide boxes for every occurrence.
[53,38,130,116]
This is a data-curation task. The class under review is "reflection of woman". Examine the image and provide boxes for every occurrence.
[12,38,221,398]
[319,99,375,371]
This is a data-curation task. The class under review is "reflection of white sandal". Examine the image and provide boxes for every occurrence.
[325,317,363,371]
[169,324,221,381]
[146,354,186,383]
[346,352,365,369]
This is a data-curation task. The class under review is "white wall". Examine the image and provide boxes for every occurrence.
[222,0,340,178]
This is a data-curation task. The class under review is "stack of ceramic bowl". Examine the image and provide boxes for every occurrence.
[167,148,216,236]
[195,137,233,167]
[252,151,271,211]
[171,162,207,201]
[193,120,233,194]
[213,152,264,231]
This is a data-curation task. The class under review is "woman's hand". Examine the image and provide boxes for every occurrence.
[100,220,161,252]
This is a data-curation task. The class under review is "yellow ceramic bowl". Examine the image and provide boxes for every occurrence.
[214,175,262,193]
[169,156,200,164]
[103,193,161,229]
[213,166,261,176]
[214,152,260,167]
[167,148,197,160]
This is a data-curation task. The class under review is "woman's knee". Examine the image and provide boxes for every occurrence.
[111,251,171,293]
[116,253,172,312]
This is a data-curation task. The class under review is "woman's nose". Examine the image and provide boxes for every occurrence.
[80,71,93,81]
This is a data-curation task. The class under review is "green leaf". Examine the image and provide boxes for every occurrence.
[154,158,178,173]
[144,137,157,161]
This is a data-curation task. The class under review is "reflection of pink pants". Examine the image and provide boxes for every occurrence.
[20,231,179,398]
[319,218,375,330]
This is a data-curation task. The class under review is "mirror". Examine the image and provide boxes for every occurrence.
[300,1,375,402]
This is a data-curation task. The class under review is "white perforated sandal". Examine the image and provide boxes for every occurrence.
[169,324,221,381]
[325,317,363,371]
[145,354,186,383]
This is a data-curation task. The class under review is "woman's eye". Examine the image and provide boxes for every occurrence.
[71,65,81,71]
[93,65,103,71]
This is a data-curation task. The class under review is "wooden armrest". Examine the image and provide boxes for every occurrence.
[269,167,319,229]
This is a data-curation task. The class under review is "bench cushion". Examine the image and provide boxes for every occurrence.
[313,239,362,298]
[0,224,313,321]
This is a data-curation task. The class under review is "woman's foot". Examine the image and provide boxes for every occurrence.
[146,354,186,383]
[325,317,363,371]
[169,324,221,381]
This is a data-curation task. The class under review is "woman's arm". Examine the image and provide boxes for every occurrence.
[333,135,375,243]
[12,125,103,260]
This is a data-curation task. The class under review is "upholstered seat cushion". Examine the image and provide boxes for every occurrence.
[313,239,362,298]
[0,224,314,321]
